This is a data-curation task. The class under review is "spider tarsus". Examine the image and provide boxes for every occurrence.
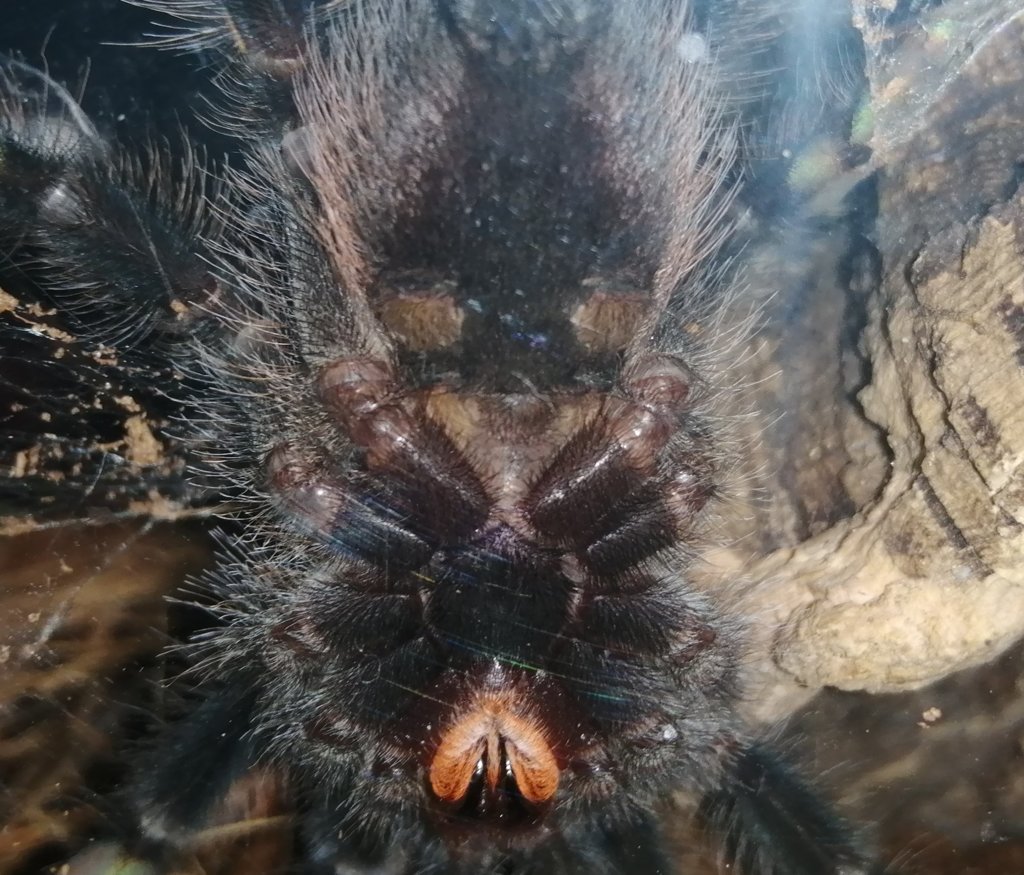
[699,741,878,875]
[132,684,263,843]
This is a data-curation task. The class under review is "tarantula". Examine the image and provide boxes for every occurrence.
[0,1,881,873]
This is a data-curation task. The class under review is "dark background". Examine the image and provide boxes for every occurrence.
[3,0,230,154]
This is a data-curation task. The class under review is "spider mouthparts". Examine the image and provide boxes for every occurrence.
[428,693,561,827]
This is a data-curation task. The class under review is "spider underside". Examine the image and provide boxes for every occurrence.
[0,1,882,873]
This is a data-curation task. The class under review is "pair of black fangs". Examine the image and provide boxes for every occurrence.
[0,1,885,874]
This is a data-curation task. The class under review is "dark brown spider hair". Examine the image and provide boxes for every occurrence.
[0,1,881,873]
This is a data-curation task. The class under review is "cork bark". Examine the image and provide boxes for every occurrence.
[727,0,1024,718]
